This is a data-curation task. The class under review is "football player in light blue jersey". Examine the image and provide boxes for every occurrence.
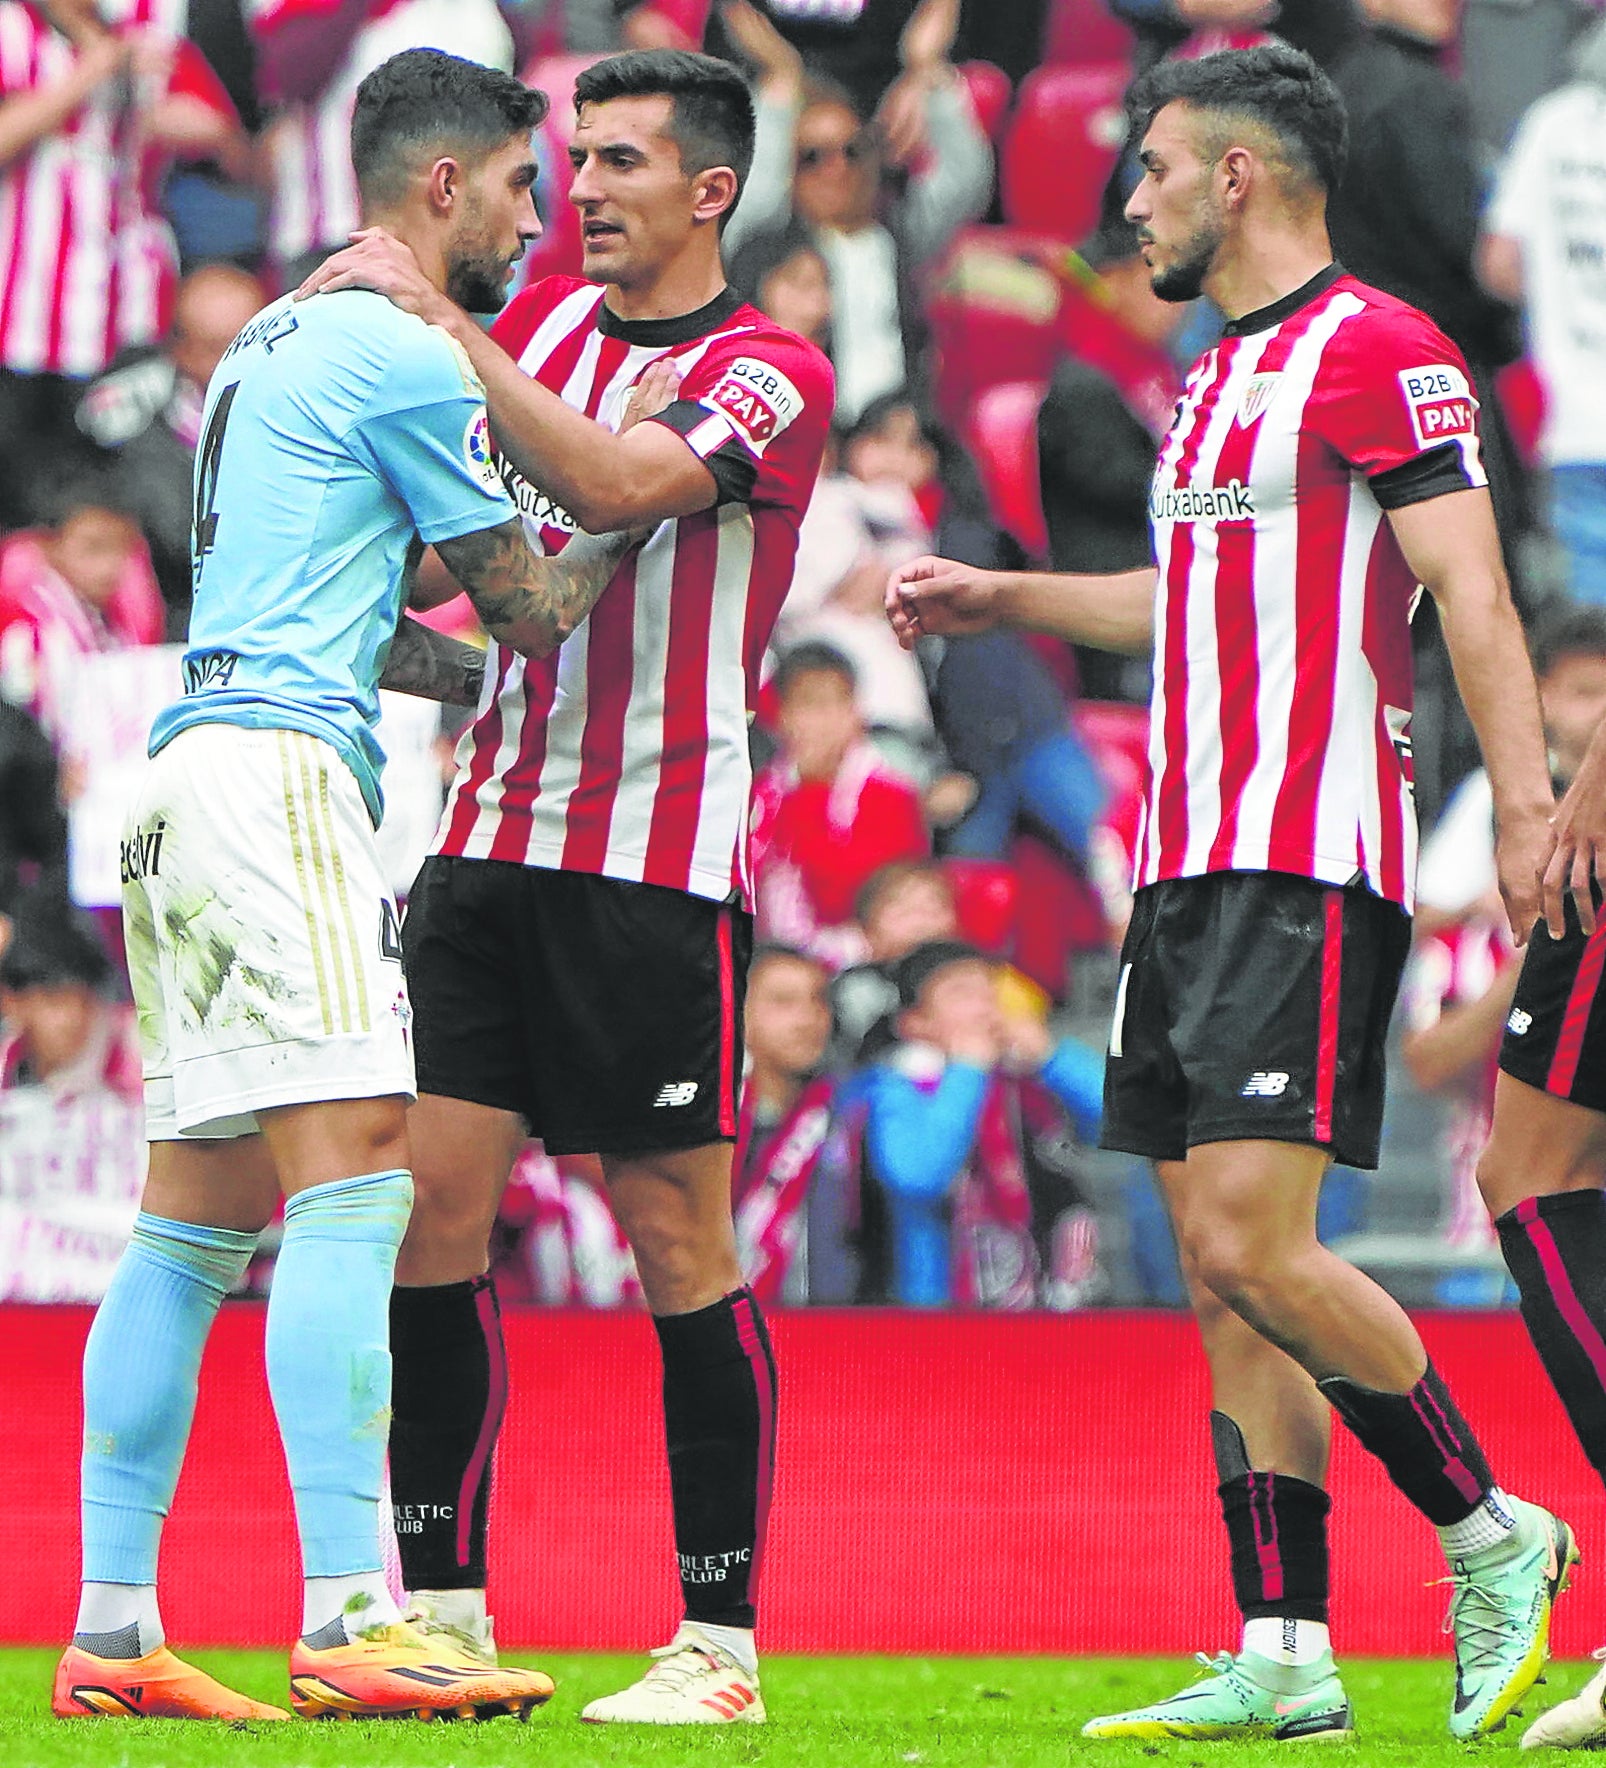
[57,49,657,1726]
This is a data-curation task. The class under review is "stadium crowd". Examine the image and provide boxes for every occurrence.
[0,0,1603,1310]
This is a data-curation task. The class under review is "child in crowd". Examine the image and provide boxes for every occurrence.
[751,642,929,967]
[861,940,1105,1309]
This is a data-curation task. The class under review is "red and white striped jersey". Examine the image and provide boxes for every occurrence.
[1135,267,1487,911]
[434,277,834,904]
[248,0,512,264]
[0,1,230,377]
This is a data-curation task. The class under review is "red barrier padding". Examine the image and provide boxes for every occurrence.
[2,1306,1598,1655]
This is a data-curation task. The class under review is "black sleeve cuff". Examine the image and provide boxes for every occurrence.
[1370,443,1477,511]
[650,400,759,507]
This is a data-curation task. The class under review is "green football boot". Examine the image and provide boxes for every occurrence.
[1081,1648,1353,1742]
[1444,1497,1579,1740]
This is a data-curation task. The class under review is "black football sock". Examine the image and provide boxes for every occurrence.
[654,1288,777,1630]
[1318,1362,1493,1525]
[388,1275,507,1592]
[1211,1411,1331,1625]
[1498,1191,1606,1489]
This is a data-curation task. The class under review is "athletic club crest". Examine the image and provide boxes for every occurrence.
[1238,373,1282,426]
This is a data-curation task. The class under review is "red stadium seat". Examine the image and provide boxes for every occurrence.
[958,60,1013,143]
[943,858,1019,954]
[1001,63,1130,245]
[965,379,1050,560]
[1044,0,1137,66]
[925,226,1063,433]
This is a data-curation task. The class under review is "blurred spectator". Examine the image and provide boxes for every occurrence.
[861,939,1105,1307]
[729,219,832,350]
[502,1146,642,1306]
[721,0,992,418]
[1038,222,1180,700]
[0,697,67,923]
[1461,0,1602,162]
[0,0,244,528]
[0,904,144,1302]
[249,0,515,286]
[707,0,936,120]
[75,262,265,637]
[0,480,163,742]
[1418,604,1606,927]
[1478,19,1606,606]
[732,943,836,1300]
[751,641,929,967]
[828,856,957,1063]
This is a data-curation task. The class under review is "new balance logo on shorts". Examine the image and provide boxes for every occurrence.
[1241,1071,1290,1098]
[654,1082,699,1108]
[1507,1009,1533,1036]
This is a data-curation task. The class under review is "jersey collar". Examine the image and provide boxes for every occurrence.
[1221,262,1345,338]
[595,285,744,347]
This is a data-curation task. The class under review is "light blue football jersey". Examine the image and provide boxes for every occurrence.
[149,289,515,823]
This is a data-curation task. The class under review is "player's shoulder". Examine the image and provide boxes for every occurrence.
[492,274,602,353]
[1325,275,1464,365]
[699,301,835,399]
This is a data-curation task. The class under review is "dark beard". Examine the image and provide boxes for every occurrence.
[1149,221,1223,305]
[446,258,511,315]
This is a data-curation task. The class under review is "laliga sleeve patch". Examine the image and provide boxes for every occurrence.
[703,356,804,454]
[463,407,503,494]
[1397,364,1478,451]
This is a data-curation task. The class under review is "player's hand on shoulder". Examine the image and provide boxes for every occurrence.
[617,359,682,434]
[884,554,1001,650]
[1543,762,1606,938]
[294,229,448,325]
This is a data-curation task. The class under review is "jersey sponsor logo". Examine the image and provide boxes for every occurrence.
[1398,364,1477,451]
[1240,1070,1290,1097]
[120,819,166,885]
[1238,372,1282,426]
[1507,1008,1533,1037]
[499,457,577,534]
[654,1081,699,1107]
[1148,477,1256,524]
[182,649,238,694]
[707,356,803,450]
[463,407,502,493]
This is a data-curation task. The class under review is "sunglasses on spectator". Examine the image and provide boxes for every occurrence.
[797,134,875,171]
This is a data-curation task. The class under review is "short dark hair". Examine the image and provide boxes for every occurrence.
[351,49,548,210]
[773,640,856,698]
[574,49,755,221]
[750,941,826,980]
[1532,604,1606,679]
[854,858,952,929]
[1127,43,1348,199]
[891,939,988,1011]
[0,907,110,994]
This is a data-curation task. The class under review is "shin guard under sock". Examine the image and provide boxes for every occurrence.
[1318,1362,1492,1524]
[1498,1191,1606,1488]
[1210,1411,1331,1625]
[654,1288,777,1630]
[388,1274,508,1591]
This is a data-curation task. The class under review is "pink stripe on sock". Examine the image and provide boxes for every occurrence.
[1410,1386,1484,1508]
[1518,1197,1606,1398]
[456,1281,508,1567]
[1253,1473,1284,1603]
[731,1292,775,1608]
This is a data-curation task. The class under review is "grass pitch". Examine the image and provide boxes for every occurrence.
[1,1647,1591,1766]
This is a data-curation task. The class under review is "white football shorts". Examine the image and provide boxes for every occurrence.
[123,723,416,1140]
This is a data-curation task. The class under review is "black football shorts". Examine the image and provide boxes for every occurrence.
[1101,870,1411,1169]
[1499,892,1606,1113]
[403,854,750,1156]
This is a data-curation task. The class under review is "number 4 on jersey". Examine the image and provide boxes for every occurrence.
[192,382,239,580]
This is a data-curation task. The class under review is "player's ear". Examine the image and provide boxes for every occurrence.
[426,155,463,217]
[692,165,739,228]
[1219,145,1255,210]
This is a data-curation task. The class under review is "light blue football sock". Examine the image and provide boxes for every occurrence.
[79,1213,258,1604]
[266,1170,412,1582]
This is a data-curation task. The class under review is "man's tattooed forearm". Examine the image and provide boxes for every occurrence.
[435,518,639,657]
[379,613,486,707]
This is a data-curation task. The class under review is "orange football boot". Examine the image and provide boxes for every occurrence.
[288,1619,555,1721]
[53,1643,289,1720]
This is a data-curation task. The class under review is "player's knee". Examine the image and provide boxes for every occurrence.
[1186,1226,1277,1311]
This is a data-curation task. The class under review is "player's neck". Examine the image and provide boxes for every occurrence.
[1206,218,1335,327]
[365,211,451,300]
[600,250,730,325]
